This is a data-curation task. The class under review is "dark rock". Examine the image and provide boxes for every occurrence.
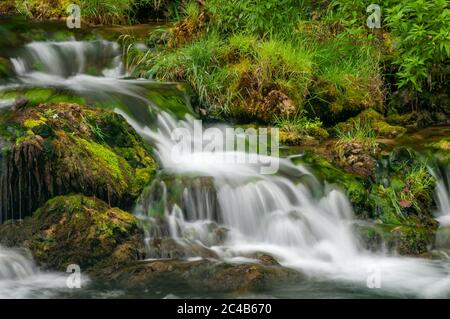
[98,258,303,293]
[0,195,145,272]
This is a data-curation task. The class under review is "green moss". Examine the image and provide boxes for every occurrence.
[0,102,158,219]
[0,88,86,107]
[75,136,130,185]
[295,152,370,211]
[0,57,12,79]
[428,138,450,151]
[23,118,46,129]
[335,109,406,139]
[9,194,145,271]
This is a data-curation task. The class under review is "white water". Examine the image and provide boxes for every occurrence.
[1,39,450,298]
[128,112,450,298]
[0,246,67,298]
[434,165,450,227]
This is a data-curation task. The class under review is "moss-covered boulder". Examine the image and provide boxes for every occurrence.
[309,74,385,126]
[294,152,371,216]
[0,102,157,221]
[335,109,406,139]
[0,195,145,272]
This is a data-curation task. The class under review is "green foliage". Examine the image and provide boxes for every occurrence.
[206,0,309,37]
[12,0,184,24]
[386,0,450,93]
[273,110,326,138]
[374,163,435,225]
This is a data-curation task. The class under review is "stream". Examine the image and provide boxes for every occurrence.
[0,19,450,299]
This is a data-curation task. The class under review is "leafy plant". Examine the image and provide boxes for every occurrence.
[386,0,450,93]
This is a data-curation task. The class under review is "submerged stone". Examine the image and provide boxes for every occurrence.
[100,257,303,293]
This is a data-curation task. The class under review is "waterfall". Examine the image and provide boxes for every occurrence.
[1,38,450,298]
[126,111,450,298]
[434,165,450,227]
[0,246,67,298]
[0,246,36,280]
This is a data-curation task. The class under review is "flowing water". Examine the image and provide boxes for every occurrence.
[1,23,450,298]
[434,165,450,227]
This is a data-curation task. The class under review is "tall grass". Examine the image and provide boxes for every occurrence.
[13,0,183,24]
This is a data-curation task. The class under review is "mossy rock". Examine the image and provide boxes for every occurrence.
[335,109,406,139]
[354,219,438,255]
[0,195,145,272]
[0,57,13,80]
[294,151,371,215]
[309,76,384,126]
[428,137,450,152]
[0,88,86,108]
[0,102,157,221]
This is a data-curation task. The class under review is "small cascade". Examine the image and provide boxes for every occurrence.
[0,246,67,298]
[10,39,122,77]
[434,165,450,226]
[0,246,36,280]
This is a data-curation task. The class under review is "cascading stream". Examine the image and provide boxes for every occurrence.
[1,38,450,298]
[434,165,450,227]
[0,245,66,298]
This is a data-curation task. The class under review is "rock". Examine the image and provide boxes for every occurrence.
[260,90,296,122]
[310,77,385,126]
[0,57,13,80]
[332,140,378,178]
[99,258,303,293]
[0,195,145,272]
[336,109,406,139]
[354,220,438,255]
[0,102,157,221]
[145,237,219,259]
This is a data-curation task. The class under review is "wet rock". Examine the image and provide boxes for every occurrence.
[354,220,438,255]
[260,90,296,122]
[335,109,406,139]
[0,102,157,221]
[332,141,378,178]
[0,195,145,272]
[145,238,219,259]
[100,258,303,293]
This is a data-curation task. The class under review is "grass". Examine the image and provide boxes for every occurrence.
[273,110,326,138]
[335,118,376,141]
[12,0,184,24]
[138,2,385,125]
[334,118,378,156]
